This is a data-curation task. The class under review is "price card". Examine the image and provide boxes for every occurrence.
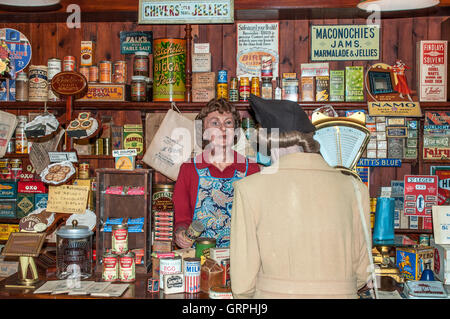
[48,152,78,163]
[46,185,89,214]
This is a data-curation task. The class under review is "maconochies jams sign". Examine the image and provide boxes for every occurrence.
[138,0,234,24]
[311,25,380,61]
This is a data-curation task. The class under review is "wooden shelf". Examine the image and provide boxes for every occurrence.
[0,218,20,224]
[395,229,433,234]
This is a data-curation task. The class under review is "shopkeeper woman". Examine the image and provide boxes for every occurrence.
[173,98,260,248]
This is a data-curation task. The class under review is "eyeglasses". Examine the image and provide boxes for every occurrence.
[206,118,235,128]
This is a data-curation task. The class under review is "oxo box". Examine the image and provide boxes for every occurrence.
[17,181,46,194]
[0,180,17,199]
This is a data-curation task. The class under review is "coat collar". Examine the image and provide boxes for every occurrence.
[267,152,336,171]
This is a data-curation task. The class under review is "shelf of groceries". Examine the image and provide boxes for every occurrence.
[1,101,449,111]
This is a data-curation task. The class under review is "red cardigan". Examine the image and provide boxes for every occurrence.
[173,151,260,232]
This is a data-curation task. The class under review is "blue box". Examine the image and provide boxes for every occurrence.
[0,180,17,199]
[0,79,15,101]
[34,193,48,209]
[0,199,16,218]
[0,79,7,101]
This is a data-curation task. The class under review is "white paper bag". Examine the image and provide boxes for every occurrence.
[0,111,18,158]
[432,205,450,244]
[143,104,195,181]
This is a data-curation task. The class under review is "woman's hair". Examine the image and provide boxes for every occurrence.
[195,98,241,149]
[257,129,321,154]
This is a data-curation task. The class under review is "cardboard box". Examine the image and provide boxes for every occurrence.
[77,84,127,102]
[16,193,34,218]
[192,88,215,102]
[0,199,16,218]
[387,137,404,159]
[300,63,329,77]
[192,53,211,73]
[192,72,215,89]
[17,181,46,194]
[194,43,210,54]
[432,243,450,284]
[345,66,364,102]
[0,181,17,199]
[210,248,230,264]
[315,76,329,101]
[282,78,299,102]
[123,124,144,156]
[111,125,123,151]
[300,76,314,102]
[417,40,447,102]
[329,70,345,102]
[396,246,434,281]
[34,193,48,210]
[163,273,184,294]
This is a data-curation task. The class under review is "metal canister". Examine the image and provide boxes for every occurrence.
[15,72,28,101]
[153,38,186,101]
[159,256,182,289]
[6,138,15,154]
[419,234,430,246]
[78,162,90,179]
[119,251,136,282]
[113,60,127,84]
[48,57,62,79]
[79,66,89,81]
[239,77,250,101]
[89,65,99,83]
[103,137,111,155]
[95,138,104,155]
[217,70,228,100]
[251,77,260,96]
[229,77,239,102]
[152,183,174,214]
[184,257,201,293]
[221,258,230,286]
[111,224,128,255]
[63,56,76,71]
[10,158,22,180]
[102,252,119,282]
[0,159,10,179]
[99,61,112,83]
[260,55,273,78]
[195,237,216,258]
[28,65,48,102]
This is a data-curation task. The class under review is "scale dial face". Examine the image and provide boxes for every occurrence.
[314,124,369,170]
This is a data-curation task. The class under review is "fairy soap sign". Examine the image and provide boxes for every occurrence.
[311,25,380,61]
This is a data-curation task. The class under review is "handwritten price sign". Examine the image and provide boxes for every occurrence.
[46,185,89,214]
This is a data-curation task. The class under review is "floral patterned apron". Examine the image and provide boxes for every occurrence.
[193,157,248,248]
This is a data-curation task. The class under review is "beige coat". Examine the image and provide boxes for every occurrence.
[230,152,371,299]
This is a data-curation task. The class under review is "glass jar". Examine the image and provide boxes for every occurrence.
[239,77,250,101]
[261,78,273,99]
[15,115,28,154]
[145,77,153,102]
[133,51,149,77]
[131,76,147,102]
[56,220,93,280]
[15,72,28,101]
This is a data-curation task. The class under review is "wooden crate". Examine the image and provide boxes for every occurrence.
[95,168,153,274]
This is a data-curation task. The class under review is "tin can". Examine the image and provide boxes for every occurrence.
[78,162,90,179]
[153,38,186,101]
[159,256,182,289]
[217,70,227,84]
[195,237,216,258]
[152,184,174,213]
[48,58,62,79]
[103,137,111,155]
[95,138,104,155]
[119,251,136,282]
[260,56,273,78]
[99,61,113,83]
[63,56,76,71]
[28,65,48,102]
[113,60,127,84]
[185,220,204,241]
[239,77,250,101]
[0,159,10,179]
[6,138,14,154]
[15,72,28,102]
[79,66,89,81]
[10,159,22,180]
[251,77,260,96]
[419,234,430,246]
[221,258,230,286]
[184,257,201,293]
[102,252,119,282]
[112,224,128,255]
[217,83,228,100]
[229,77,239,102]
[89,65,99,83]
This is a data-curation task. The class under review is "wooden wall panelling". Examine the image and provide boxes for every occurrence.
[56,22,82,63]
[279,20,295,76]
[222,24,236,77]
[397,18,414,91]
[411,17,429,93]
[293,19,310,71]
